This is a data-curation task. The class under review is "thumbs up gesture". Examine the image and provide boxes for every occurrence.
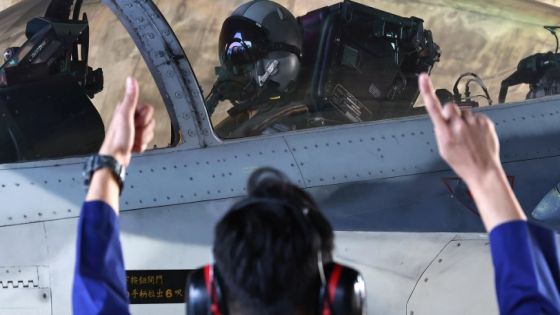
[99,77,156,167]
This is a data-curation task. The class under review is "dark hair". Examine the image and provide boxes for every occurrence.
[213,168,334,315]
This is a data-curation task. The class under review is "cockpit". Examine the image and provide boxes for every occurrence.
[1,0,560,164]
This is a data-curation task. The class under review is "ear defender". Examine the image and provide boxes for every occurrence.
[187,168,365,315]
[187,262,366,315]
[186,265,228,315]
[319,263,366,315]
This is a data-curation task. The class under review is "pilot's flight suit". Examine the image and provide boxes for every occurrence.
[72,200,560,315]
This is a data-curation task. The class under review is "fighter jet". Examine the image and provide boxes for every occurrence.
[0,0,559,314]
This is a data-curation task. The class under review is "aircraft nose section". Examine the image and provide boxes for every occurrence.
[532,184,560,222]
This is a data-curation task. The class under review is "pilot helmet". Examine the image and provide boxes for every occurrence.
[218,0,303,108]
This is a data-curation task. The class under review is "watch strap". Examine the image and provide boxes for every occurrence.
[83,154,126,194]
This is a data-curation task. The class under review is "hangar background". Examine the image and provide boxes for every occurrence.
[1,0,560,148]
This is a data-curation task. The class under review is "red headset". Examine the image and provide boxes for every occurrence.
[185,197,366,315]
[187,261,365,315]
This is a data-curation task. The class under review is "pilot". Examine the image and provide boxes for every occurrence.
[206,0,306,138]
[207,0,441,139]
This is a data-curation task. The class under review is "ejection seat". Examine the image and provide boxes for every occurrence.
[0,11,105,164]
[0,75,104,163]
[298,0,440,123]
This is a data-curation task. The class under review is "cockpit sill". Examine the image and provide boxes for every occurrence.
[1,91,559,172]
[2,0,560,169]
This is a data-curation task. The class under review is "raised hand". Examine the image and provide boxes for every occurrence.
[99,77,155,167]
[419,73,501,187]
[87,77,156,212]
[419,73,525,230]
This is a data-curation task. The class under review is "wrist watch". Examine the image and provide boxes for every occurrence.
[83,154,126,194]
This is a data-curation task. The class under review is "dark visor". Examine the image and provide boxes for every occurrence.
[219,16,268,67]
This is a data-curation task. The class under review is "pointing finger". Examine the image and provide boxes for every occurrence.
[419,73,446,129]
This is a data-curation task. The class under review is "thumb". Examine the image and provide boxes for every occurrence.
[120,77,139,115]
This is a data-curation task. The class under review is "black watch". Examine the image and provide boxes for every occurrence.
[83,154,126,194]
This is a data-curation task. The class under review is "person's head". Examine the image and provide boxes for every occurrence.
[214,0,303,113]
[186,168,366,315]
[213,168,333,315]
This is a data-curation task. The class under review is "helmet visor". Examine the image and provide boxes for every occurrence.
[219,17,268,68]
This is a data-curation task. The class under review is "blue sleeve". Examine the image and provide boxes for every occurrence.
[489,220,560,315]
[72,201,130,315]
